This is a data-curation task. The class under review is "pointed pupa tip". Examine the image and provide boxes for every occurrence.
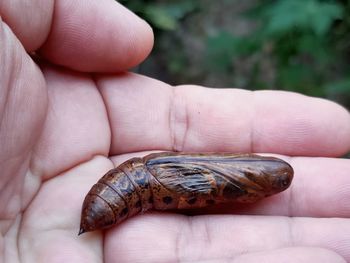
[78,227,85,236]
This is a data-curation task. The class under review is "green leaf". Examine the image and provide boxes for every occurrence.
[264,0,342,36]
[326,78,350,94]
[159,1,197,20]
[144,5,178,30]
[142,1,197,31]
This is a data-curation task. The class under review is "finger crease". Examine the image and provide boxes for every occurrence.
[286,216,297,247]
[249,91,256,153]
[169,87,189,152]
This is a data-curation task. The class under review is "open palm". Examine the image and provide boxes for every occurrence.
[1,1,350,262]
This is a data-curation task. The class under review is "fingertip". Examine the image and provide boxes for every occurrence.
[39,0,154,72]
[335,102,350,155]
[252,91,350,157]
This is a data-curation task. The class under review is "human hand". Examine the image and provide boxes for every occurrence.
[1,1,350,262]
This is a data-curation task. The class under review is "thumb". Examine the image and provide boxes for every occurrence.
[0,18,47,230]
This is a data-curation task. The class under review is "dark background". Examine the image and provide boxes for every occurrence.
[120,0,350,109]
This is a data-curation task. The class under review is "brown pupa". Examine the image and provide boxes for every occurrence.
[79,152,293,234]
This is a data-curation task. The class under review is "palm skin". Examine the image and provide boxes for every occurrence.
[1,1,350,262]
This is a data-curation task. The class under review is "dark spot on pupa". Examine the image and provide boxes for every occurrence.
[187,197,197,205]
[206,199,215,205]
[148,197,153,204]
[223,183,247,199]
[135,200,141,208]
[162,196,173,204]
[120,207,128,217]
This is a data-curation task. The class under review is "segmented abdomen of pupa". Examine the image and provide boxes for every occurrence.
[79,157,179,234]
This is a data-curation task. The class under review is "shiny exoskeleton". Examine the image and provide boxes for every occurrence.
[79,152,293,234]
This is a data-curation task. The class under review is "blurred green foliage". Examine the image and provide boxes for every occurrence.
[119,0,197,30]
[119,0,350,108]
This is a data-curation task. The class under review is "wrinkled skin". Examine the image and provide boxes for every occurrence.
[1,1,350,262]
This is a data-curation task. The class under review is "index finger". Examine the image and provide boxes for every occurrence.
[98,73,350,156]
[1,0,153,71]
